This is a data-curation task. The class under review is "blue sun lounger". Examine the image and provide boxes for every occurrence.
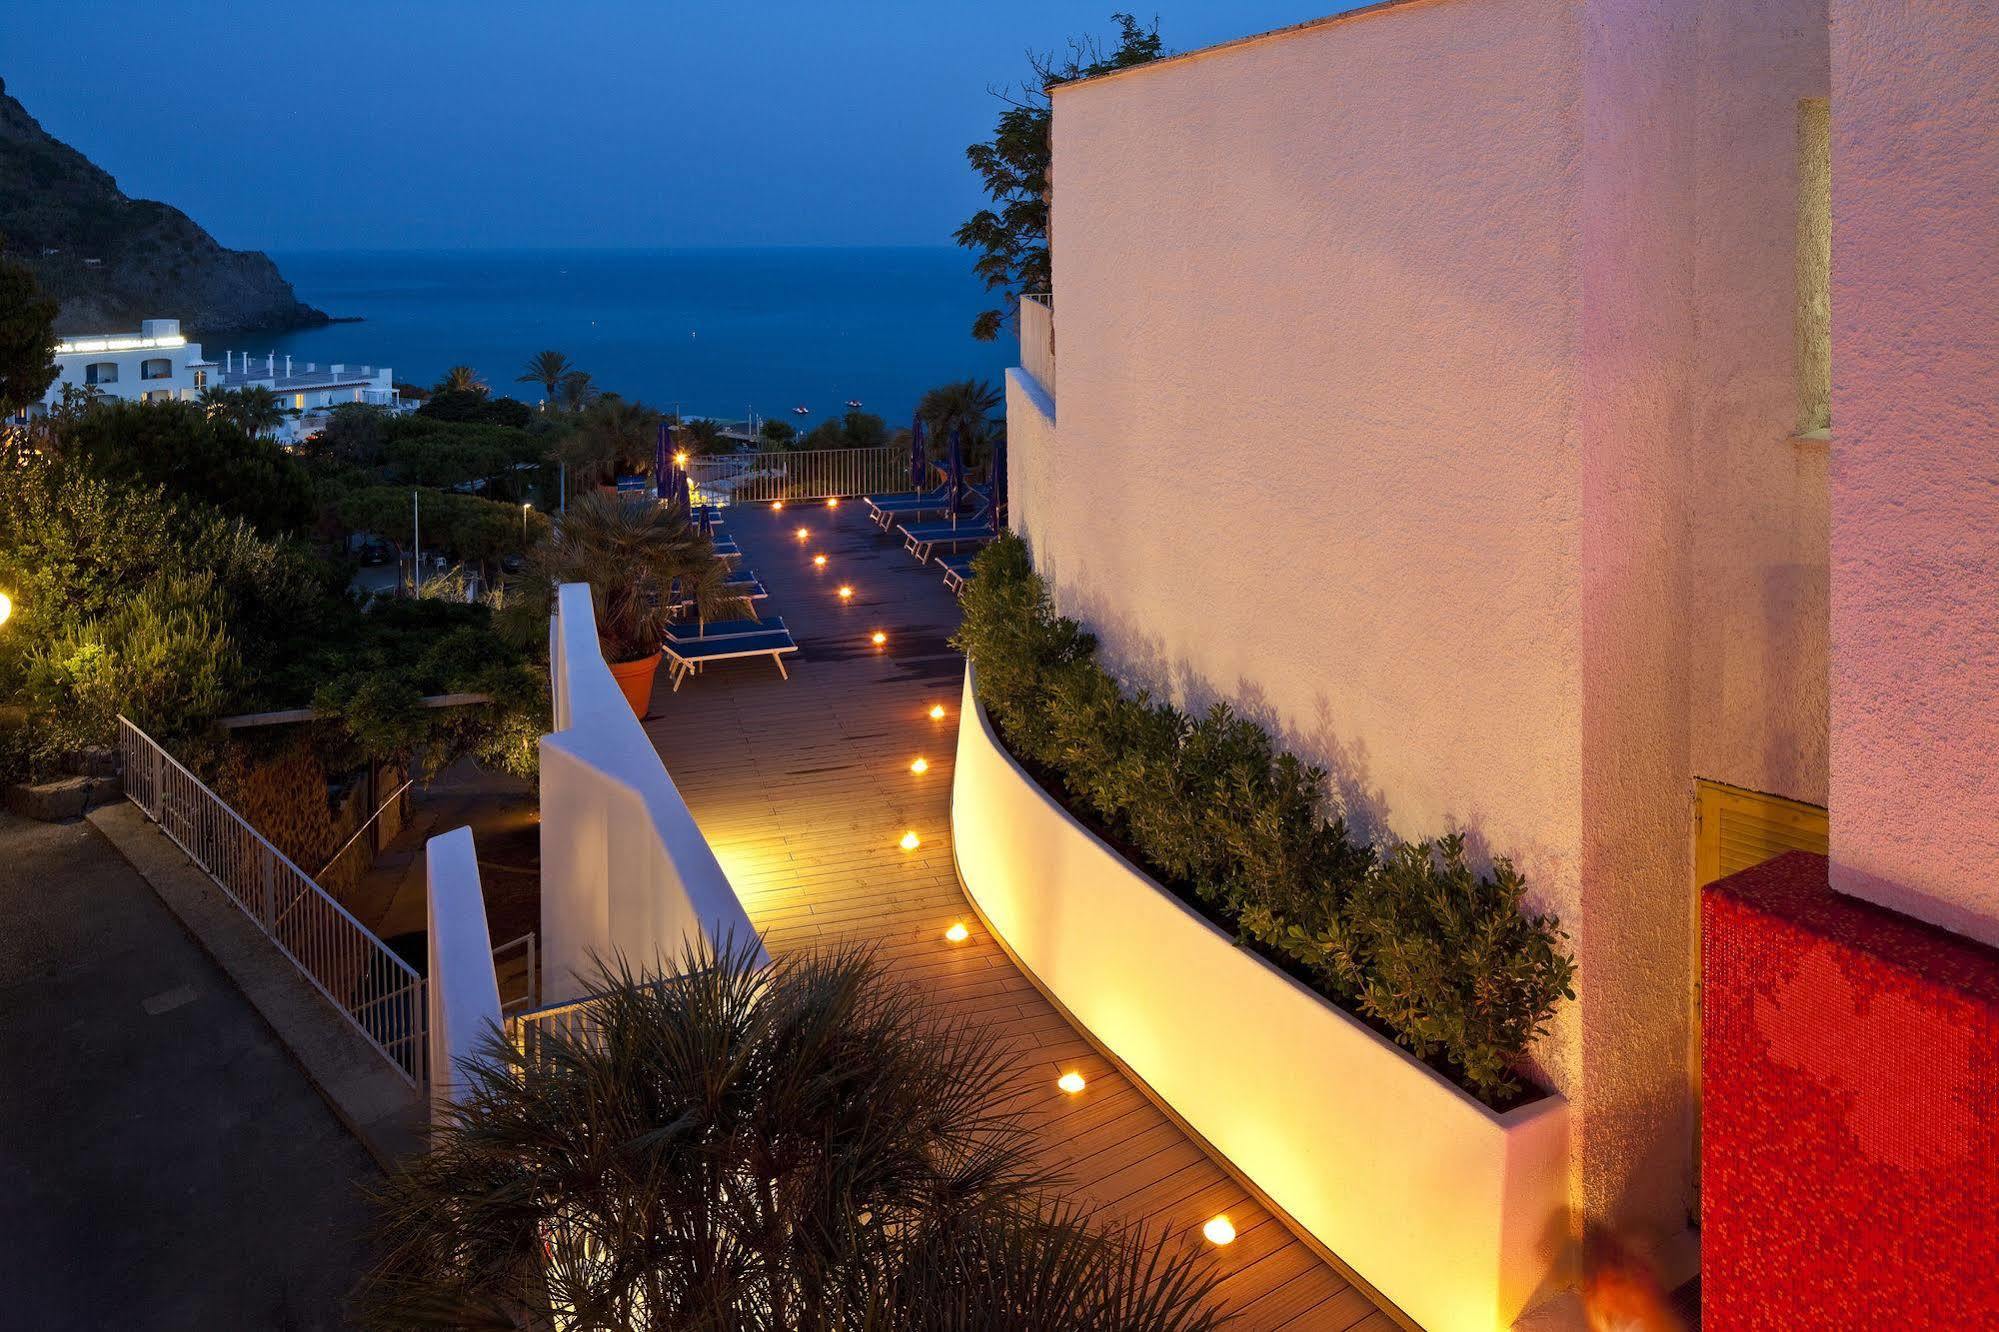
[938,553,977,595]
[660,622,797,689]
[865,483,952,528]
[900,517,997,564]
[710,536,743,562]
[671,570,766,611]
[664,615,788,640]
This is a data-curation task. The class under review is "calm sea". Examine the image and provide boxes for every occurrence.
[247,248,1015,428]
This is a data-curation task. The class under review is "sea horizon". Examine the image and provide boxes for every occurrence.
[242,246,1016,429]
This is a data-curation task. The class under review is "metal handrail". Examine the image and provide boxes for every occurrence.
[684,445,912,506]
[118,717,428,1086]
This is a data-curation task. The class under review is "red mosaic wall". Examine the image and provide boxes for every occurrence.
[1702,851,1999,1328]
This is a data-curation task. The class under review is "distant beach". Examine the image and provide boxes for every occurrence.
[243,247,1016,428]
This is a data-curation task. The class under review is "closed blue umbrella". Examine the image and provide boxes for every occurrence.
[655,421,673,501]
[947,427,965,527]
[909,417,927,490]
[990,432,1007,530]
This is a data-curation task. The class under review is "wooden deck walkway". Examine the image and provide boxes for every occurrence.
[642,503,1396,1331]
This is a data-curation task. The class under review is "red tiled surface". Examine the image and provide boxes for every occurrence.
[1702,850,1999,1328]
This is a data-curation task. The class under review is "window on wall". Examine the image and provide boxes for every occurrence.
[140,358,172,380]
[84,361,118,385]
[193,368,207,389]
[1796,98,1831,434]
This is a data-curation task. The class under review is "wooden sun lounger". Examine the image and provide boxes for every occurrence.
[661,627,797,689]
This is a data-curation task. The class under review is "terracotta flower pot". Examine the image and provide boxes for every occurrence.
[607,652,662,718]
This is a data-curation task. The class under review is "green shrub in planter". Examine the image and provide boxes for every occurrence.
[955,532,1575,1104]
[1316,836,1575,1100]
[952,535,1094,768]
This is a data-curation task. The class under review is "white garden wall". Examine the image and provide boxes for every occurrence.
[951,668,1570,1332]
[540,583,765,1003]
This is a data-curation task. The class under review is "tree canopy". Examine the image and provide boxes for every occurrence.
[0,238,58,418]
[956,14,1164,340]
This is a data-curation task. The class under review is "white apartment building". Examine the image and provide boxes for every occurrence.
[28,319,217,412]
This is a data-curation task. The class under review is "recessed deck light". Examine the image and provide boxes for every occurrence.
[1057,1071,1087,1095]
[826,496,840,507]
[814,554,828,568]
[1202,1215,1237,1246]
[899,831,921,851]
[838,585,854,600]
[928,704,946,721]
[772,500,784,511]
[796,526,809,541]
[909,757,929,774]
[871,631,887,646]
[944,922,970,943]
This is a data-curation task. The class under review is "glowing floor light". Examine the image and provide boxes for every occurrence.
[772,500,784,511]
[838,585,854,600]
[814,554,828,568]
[928,704,946,721]
[826,496,840,507]
[871,631,887,647]
[909,757,929,775]
[899,830,921,851]
[1202,1215,1237,1247]
[944,922,970,944]
[1057,1071,1087,1095]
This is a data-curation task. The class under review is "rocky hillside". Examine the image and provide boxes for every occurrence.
[0,76,329,337]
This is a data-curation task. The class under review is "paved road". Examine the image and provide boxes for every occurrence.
[0,813,378,1330]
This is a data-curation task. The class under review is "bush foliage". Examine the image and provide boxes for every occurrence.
[952,533,1575,1103]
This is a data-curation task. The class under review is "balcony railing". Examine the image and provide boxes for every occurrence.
[1019,292,1055,397]
[684,445,911,506]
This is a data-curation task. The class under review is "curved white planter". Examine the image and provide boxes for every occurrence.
[950,665,1569,1332]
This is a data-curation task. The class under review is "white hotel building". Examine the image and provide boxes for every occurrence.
[31,319,216,409]
[21,318,402,443]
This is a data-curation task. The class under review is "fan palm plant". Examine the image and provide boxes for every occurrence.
[916,377,1003,467]
[230,385,286,438]
[513,488,743,658]
[556,395,661,489]
[515,350,572,408]
[434,364,488,396]
[556,369,598,413]
[361,941,1225,1331]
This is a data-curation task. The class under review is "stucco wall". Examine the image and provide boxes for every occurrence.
[1040,0,1589,1087]
[1829,3,1999,945]
[1024,0,1828,1261]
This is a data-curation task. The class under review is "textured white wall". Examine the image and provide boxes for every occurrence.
[1022,0,1828,1265]
[1039,0,1587,1155]
[1829,3,1999,944]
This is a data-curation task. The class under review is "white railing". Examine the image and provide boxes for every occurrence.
[685,445,912,506]
[118,717,427,1086]
[492,932,539,1015]
[540,584,767,1006]
[1020,293,1055,398]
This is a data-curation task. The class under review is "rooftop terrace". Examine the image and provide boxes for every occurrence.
[638,502,1399,1330]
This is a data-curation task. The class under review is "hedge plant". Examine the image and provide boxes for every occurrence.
[952,532,1575,1105]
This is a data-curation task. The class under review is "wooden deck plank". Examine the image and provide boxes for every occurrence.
[640,504,1390,1330]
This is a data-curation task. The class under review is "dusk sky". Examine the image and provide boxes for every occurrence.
[4,2,1351,252]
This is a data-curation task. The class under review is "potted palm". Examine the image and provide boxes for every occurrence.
[362,943,1225,1330]
[516,491,745,716]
